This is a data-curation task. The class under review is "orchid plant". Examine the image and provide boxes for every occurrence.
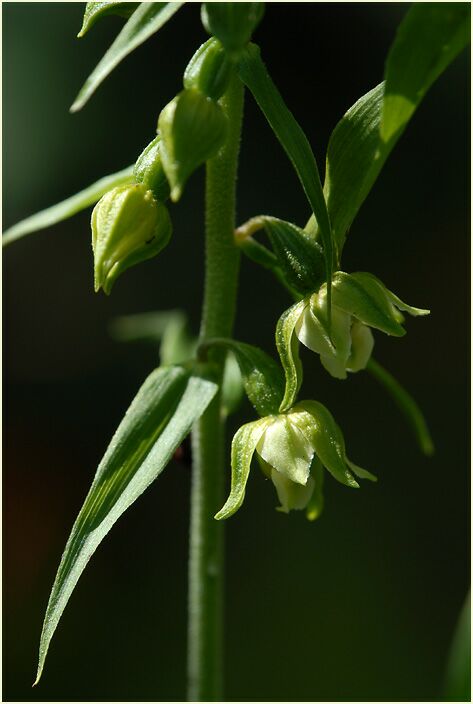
[3,2,469,700]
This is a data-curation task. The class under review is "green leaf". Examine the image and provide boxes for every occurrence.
[35,365,217,684]
[215,417,272,520]
[444,591,471,701]
[307,82,385,250]
[381,3,470,145]
[78,2,139,38]
[295,401,359,489]
[202,338,285,417]
[238,44,334,317]
[71,2,185,113]
[308,3,469,253]
[275,299,307,412]
[367,358,434,456]
[3,165,133,246]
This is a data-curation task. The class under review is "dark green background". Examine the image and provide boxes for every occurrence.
[4,3,470,701]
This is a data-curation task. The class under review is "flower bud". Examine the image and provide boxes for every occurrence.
[184,38,233,101]
[158,89,228,201]
[201,2,265,56]
[92,184,172,294]
[133,136,170,202]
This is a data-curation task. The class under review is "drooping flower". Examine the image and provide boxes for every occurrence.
[276,271,429,409]
[215,400,375,521]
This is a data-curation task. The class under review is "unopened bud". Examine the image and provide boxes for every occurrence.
[133,136,170,201]
[184,38,232,101]
[92,184,171,294]
[201,2,265,56]
[158,89,227,201]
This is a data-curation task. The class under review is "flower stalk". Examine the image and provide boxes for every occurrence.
[187,72,244,702]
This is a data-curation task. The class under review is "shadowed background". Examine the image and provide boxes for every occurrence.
[3,3,470,701]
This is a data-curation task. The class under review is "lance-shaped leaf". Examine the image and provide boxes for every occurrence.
[202,338,285,416]
[78,2,139,38]
[259,217,325,296]
[275,299,307,412]
[367,358,434,456]
[307,3,469,252]
[35,365,217,684]
[3,165,133,246]
[238,44,334,318]
[381,3,470,145]
[71,2,185,113]
[295,401,360,488]
[215,417,272,520]
[306,82,385,249]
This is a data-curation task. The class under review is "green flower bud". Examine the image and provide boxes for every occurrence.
[184,38,233,101]
[201,2,265,56]
[92,184,172,294]
[133,135,170,202]
[293,271,429,379]
[158,89,228,202]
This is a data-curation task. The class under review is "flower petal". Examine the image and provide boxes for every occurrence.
[346,322,374,372]
[256,414,314,485]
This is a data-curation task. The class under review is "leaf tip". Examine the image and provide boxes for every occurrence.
[421,436,435,457]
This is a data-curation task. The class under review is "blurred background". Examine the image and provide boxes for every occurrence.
[3,3,470,701]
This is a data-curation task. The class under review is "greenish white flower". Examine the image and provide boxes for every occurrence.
[277,272,429,398]
[92,183,172,294]
[215,401,375,520]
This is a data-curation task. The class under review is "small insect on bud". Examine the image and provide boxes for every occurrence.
[133,135,170,202]
[92,184,172,294]
[158,89,228,202]
[201,2,265,56]
[184,38,233,101]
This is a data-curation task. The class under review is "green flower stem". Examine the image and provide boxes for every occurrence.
[188,72,244,702]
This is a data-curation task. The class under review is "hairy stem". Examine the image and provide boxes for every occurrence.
[187,73,244,702]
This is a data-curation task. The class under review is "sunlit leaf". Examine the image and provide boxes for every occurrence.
[71,2,185,112]
[381,3,470,145]
[35,365,217,684]
[78,2,139,38]
[3,166,133,246]
[307,3,469,253]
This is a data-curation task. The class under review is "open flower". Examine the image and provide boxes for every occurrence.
[276,271,429,409]
[215,401,375,521]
